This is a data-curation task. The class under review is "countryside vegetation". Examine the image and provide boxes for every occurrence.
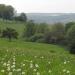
[0,4,75,75]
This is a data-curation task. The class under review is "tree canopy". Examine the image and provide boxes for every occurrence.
[0,4,14,20]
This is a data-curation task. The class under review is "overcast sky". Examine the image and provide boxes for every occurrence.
[0,0,75,13]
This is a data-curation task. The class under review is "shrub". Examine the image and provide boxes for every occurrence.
[23,21,36,38]
[29,33,44,42]
[36,38,45,43]
[2,27,18,41]
[66,25,75,54]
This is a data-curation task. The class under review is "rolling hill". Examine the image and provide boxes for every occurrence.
[26,13,75,24]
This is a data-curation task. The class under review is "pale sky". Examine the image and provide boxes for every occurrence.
[0,0,75,13]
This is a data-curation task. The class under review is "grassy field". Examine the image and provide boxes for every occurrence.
[0,39,75,75]
[0,20,75,75]
[0,20,25,38]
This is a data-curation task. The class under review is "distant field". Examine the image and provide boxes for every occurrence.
[0,20,25,38]
[0,39,75,75]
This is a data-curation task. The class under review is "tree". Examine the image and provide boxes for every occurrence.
[14,13,27,22]
[4,5,14,20]
[0,4,14,20]
[23,20,35,38]
[44,31,52,43]
[0,29,1,37]
[51,23,65,44]
[65,22,75,32]
[29,33,44,42]
[36,23,49,34]
[66,25,75,54]
[0,4,5,18]
[2,28,18,41]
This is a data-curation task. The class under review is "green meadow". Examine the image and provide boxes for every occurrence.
[0,20,75,75]
[0,20,25,37]
[0,39,75,75]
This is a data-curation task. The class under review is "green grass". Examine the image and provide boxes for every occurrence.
[0,20,25,38]
[0,39,75,75]
[0,20,75,75]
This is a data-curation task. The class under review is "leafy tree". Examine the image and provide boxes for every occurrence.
[36,23,49,34]
[14,13,27,22]
[65,22,75,32]
[0,4,14,20]
[23,20,35,38]
[2,28,18,41]
[4,5,14,20]
[44,31,52,43]
[51,23,65,44]
[0,29,1,37]
[0,4,5,18]
[66,25,75,54]
[29,33,44,42]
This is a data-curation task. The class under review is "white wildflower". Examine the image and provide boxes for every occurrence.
[34,56,37,58]
[41,56,44,59]
[13,57,15,60]
[7,67,10,71]
[3,63,7,66]
[16,69,21,72]
[8,61,10,64]
[7,49,8,52]
[63,69,66,72]
[1,70,5,72]
[12,69,16,72]
[11,65,15,68]
[33,69,37,72]
[48,70,52,73]
[13,62,15,65]
[8,72,12,75]
[30,63,33,68]
[30,60,33,63]
[35,64,39,68]
[48,62,51,64]
[64,61,67,64]
[22,72,25,74]
[7,64,10,66]
[36,72,40,75]
[66,70,70,74]
[22,64,25,66]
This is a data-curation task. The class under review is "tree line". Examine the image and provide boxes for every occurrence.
[0,4,27,22]
[23,21,75,54]
[0,21,75,54]
[0,4,75,54]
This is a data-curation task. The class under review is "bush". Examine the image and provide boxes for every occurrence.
[70,45,75,54]
[36,38,45,43]
[51,23,65,44]
[23,21,36,38]
[2,27,18,41]
[66,25,75,54]
[29,33,44,42]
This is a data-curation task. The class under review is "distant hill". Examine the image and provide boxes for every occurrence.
[26,13,75,24]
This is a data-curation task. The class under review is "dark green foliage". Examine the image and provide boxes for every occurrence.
[70,46,75,54]
[65,22,75,32]
[36,23,49,33]
[66,25,75,54]
[51,23,65,44]
[23,21,36,38]
[36,38,45,43]
[29,33,44,42]
[0,29,1,37]
[44,31,52,43]
[0,4,14,20]
[2,27,18,41]
[14,13,27,22]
